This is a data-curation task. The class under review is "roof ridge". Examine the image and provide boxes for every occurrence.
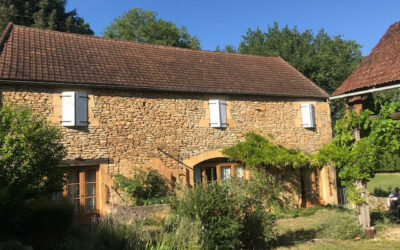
[11,24,284,60]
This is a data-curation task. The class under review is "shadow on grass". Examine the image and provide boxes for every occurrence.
[274,228,323,247]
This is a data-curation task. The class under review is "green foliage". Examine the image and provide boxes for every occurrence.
[113,168,169,206]
[215,44,237,53]
[170,180,278,249]
[0,104,66,243]
[223,132,311,169]
[104,8,200,50]
[57,215,202,250]
[315,101,400,205]
[21,199,74,249]
[0,104,65,202]
[237,22,362,94]
[0,0,93,34]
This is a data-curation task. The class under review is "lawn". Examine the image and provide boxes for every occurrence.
[367,173,400,196]
[275,206,400,249]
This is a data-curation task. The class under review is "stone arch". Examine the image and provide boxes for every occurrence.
[183,150,225,168]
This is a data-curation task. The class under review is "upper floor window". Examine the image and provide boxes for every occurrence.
[61,91,88,127]
[300,104,315,128]
[209,99,227,128]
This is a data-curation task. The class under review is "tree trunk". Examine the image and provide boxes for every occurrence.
[353,127,371,229]
[356,180,370,228]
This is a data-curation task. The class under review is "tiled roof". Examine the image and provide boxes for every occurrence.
[0,23,328,99]
[334,22,400,96]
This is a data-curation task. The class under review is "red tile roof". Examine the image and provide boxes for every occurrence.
[0,23,328,99]
[334,22,400,96]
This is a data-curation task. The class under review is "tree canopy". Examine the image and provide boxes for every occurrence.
[0,0,93,34]
[103,8,201,50]
[218,23,362,95]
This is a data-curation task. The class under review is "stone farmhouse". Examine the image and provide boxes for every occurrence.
[0,23,337,216]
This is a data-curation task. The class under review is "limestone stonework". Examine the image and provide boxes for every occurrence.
[0,83,337,213]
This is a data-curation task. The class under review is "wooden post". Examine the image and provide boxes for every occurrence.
[351,100,374,237]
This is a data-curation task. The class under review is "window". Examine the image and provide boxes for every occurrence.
[194,162,245,184]
[235,165,244,179]
[61,91,88,127]
[66,167,99,213]
[300,104,315,128]
[220,165,231,180]
[209,99,227,128]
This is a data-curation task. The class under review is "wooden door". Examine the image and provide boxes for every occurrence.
[66,166,99,222]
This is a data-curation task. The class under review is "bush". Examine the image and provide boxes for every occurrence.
[0,104,65,201]
[372,186,392,197]
[170,180,277,249]
[57,216,203,250]
[113,168,169,206]
[22,199,74,249]
[0,104,66,243]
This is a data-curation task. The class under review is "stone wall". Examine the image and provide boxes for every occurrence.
[0,83,336,212]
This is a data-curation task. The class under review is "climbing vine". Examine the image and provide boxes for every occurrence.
[222,132,311,169]
[314,101,400,204]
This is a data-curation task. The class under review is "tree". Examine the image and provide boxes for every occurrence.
[103,8,201,50]
[314,101,400,227]
[0,0,93,34]
[237,23,362,95]
[0,104,65,202]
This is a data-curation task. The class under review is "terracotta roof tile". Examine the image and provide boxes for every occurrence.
[334,22,400,95]
[0,23,328,99]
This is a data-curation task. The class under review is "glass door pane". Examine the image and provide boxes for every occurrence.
[206,167,217,183]
[84,169,97,212]
[194,167,202,184]
[67,169,80,212]
[235,166,244,179]
[220,166,231,180]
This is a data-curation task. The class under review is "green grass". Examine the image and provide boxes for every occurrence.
[367,173,400,196]
[276,238,400,250]
[275,207,400,249]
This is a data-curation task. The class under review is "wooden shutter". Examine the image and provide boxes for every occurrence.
[209,99,221,127]
[219,100,227,128]
[301,104,315,128]
[75,92,88,126]
[61,91,76,127]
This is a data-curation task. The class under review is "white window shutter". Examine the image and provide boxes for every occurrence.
[219,100,228,128]
[209,99,221,127]
[301,104,316,128]
[61,91,76,127]
[75,92,88,126]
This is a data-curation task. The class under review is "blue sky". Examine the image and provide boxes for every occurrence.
[67,0,400,55]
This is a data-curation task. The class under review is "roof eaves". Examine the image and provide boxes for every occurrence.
[0,79,329,100]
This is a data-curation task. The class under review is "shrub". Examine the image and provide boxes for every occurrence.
[0,104,65,242]
[113,168,169,206]
[0,104,65,201]
[22,199,74,250]
[170,180,277,249]
[372,186,392,197]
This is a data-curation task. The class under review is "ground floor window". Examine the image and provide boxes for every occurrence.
[52,166,100,219]
[194,161,245,184]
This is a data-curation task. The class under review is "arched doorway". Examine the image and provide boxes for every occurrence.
[193,157,246,185]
